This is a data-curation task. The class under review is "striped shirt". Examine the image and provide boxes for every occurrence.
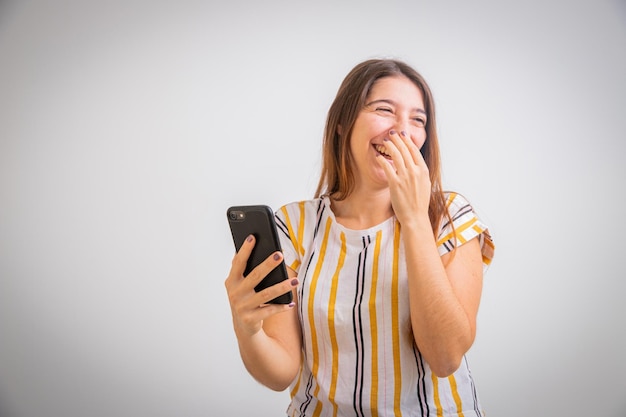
[275,193,495,417]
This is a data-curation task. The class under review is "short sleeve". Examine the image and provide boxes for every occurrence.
[274,202,305,273]
[436,192,495,269]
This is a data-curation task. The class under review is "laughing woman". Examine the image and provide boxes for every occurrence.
[225,58,495,416]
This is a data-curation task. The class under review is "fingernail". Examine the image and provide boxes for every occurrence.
[383,137,390,141]
[401,130,407,137]
[288,302,295,308]
[273,253,281,261]
[246,235,253,242]
[290,278,299,286]
[389,130,396,135]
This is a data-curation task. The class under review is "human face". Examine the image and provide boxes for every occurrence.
[349,75,427,189]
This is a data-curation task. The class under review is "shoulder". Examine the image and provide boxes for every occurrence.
[275,198,325,268]
[443,191,473,216]
[276,198,323,219]
[275,197,325,234]
[438,191,495,267]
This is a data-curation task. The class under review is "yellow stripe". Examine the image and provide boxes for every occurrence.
[432,373,443,417]
[446,192,457,207]
[327,232,346,417]
[281,206,302,258]
[482,236,495,266]
[307,217,332,412]
[448,374,465,417]
[392,221,402,416]
[297,201,306,256]
[289,356,304,399]
[454,218,476,241]
[289,259,301,271]
[369,230,383,417]
[436,217,475,247]
[312,402,323,417]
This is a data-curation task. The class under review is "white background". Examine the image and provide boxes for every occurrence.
[1,1,625,416]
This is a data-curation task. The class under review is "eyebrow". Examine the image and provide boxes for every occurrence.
[365,99,427,115]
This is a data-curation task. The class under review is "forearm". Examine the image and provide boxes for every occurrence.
[235,325,301,391]
[402,220,475,377]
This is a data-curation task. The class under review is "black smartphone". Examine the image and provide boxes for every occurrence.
[226,205,293,305]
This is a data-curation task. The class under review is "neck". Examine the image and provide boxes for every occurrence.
[330,188,394,229]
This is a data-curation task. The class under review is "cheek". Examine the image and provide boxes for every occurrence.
[411,128,427,148]
[353,117,394,142]
[368,118,394,136]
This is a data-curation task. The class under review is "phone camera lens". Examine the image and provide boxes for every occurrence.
[229,210,245,221]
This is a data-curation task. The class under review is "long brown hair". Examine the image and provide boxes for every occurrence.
[314,58,450,236]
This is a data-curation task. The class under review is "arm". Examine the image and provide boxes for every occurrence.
[375,130,484,377]
[225,235,302,390]
[402,223,483,377]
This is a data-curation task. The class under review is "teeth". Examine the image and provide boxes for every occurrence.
[375,144,390,157]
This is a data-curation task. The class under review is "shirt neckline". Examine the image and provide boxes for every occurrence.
[321,195,396,239]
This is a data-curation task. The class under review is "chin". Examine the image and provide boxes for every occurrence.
[372,173,390,188]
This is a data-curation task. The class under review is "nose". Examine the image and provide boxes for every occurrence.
[395,114,414,133]
[391,120,411,138]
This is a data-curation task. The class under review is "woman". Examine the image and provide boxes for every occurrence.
[225,58,495,416]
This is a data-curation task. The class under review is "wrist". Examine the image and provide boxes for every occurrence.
[233,318,263,340]
[399,215,432,235]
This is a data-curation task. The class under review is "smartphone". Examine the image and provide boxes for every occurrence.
[226,205,293,305]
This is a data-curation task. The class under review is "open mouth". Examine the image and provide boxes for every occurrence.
[374,144,392,159]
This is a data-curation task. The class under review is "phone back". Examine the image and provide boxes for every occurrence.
[227,205,292,304]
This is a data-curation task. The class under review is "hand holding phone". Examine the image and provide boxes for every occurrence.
[226,205,293,305]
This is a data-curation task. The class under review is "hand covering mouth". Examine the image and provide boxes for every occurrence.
[374,144,392,159]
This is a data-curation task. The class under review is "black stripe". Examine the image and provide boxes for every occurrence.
[465,356,483,416]
[298,252,316,416]
[352,235,370,417]
[275,213,289,238]
[452,205,472,222]
[439,204,472,231]
[352,247,364,417]
[299,252,316,326]
[413,347,430,417]
[314,199,325,238]
[300,372,315,415]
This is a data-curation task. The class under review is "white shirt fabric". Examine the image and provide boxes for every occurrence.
[275,193,494,417]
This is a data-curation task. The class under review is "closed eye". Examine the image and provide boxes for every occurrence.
[413,117,426,127]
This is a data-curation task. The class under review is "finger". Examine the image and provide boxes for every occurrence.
[249,297,296,324]
[229,274,297,318]
[390,131,428,179]
[244,250,287,289]
[375,150,398,179]
[229,234,256,279]
[399,130,425,166]
[233,290,296,336]
[256,277,299,306]
[393,130,421,168]
[385,130,412,171]
[378,136,408,178]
